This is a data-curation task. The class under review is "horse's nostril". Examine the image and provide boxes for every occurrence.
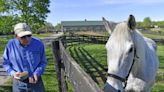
[118,90,121,92]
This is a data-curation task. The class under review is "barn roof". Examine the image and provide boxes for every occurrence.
[61,21,104,26]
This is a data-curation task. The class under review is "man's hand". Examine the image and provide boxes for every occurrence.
[13,72,21,79]
[29,77,35,83]
[33,75,38,83]
[29,75,38,83]
[13,71,28,80]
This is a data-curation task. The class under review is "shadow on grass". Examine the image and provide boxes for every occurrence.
[159,56,164,62]
[79,47,107,82]
[68,46,107,85]
[69,46,99,83]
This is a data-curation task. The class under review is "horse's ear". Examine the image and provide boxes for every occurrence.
[127,15,136,30]
[102,17,113,34]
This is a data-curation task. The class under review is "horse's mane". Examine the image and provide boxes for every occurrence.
[108,22,133,47]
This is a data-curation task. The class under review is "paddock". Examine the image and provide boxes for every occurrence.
[51,33,164,92]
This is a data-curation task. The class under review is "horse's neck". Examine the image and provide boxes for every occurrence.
[131,31,146,75]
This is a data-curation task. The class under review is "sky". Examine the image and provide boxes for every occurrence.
[46,0,164,26]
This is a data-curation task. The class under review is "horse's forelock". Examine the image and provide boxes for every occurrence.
[110,22,133,44]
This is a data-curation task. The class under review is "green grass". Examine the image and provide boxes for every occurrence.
[143,34,164,39]
[67,44,107,89]
[33,33,55,38]
[0,79,12,92]
[67,43,164,91]
[42,46,59,92]
[152,44,164,91]
[0,35,14,54]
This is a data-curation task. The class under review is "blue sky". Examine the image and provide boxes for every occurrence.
[46,0,164,26]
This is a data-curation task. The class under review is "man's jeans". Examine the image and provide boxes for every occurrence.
[12,77,45,92]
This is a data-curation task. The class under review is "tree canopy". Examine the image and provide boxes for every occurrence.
[0,0,51,34]
[143,17,152,27]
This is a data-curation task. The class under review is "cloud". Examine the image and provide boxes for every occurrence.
[53,0,107,8]
[101,0,164,5]
[53,0,164,9]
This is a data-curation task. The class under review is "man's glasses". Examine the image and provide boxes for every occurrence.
[20,35,32,39]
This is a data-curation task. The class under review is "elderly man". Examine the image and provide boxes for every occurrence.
[2,23,47,92]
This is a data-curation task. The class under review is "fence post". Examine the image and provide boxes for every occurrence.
[62,35,67,48]
[52,41,68,92]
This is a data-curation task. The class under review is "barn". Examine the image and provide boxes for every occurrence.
[61,20,106,32]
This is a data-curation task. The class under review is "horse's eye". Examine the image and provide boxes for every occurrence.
[129,47,133,53]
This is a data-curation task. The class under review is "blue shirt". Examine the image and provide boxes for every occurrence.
[2,37,47,77]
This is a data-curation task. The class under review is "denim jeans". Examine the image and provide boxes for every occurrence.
[12,77,45,92]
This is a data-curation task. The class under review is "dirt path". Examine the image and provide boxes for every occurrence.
[0,57,10,85]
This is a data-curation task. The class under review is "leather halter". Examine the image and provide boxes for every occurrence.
[107,46,138,89]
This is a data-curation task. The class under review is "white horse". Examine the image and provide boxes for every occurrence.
[103,15,159,92]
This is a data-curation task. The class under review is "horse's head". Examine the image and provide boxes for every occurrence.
[103,15,137,92]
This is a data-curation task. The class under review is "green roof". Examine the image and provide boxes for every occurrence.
[61,21,104,26]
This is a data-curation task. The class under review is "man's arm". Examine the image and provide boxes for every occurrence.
[33,42,47,77]
[2,46,16,76]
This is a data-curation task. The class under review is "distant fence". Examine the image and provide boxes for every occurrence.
[51,36,103,92]
[67,33,164,45]
[152,39,164,44]
[67,34,109,46]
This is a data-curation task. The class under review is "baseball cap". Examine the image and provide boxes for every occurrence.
[14,23,32,37]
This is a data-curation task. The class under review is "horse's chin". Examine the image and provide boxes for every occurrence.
[104,79,123,92]
[104,82,121,92]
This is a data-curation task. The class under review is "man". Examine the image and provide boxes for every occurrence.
[2,23,47,92]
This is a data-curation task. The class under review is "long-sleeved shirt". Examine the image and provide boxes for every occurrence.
[2,37,47,77]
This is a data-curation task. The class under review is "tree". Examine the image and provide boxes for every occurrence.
[0,16,16,34]
[13,0,50,31]
[0,0,8,13]
[37,22,55,33]
[0,0,50,33]
[55,23,61,30]
[143,17,152,28]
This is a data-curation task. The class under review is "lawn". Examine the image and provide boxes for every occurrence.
[143,34,164,39]
[67,44,107,89]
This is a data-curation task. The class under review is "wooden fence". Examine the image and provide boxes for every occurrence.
[51,36,103,92]
[67,34,109,46]
[51,34,164,92]
[67,33,164,45]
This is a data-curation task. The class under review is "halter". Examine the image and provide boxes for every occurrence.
[107,46,139,89]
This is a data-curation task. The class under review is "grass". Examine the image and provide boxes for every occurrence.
[67,43,164,91]
[143,34,164,39]
[150,28,164,34]
[0,79,12,92]
[42,46,59,92]
[67,44,107,89]
[0,35,14,54]
[152,44,164,92]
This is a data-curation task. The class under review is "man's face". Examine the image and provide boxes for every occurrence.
[17,35,32,46]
